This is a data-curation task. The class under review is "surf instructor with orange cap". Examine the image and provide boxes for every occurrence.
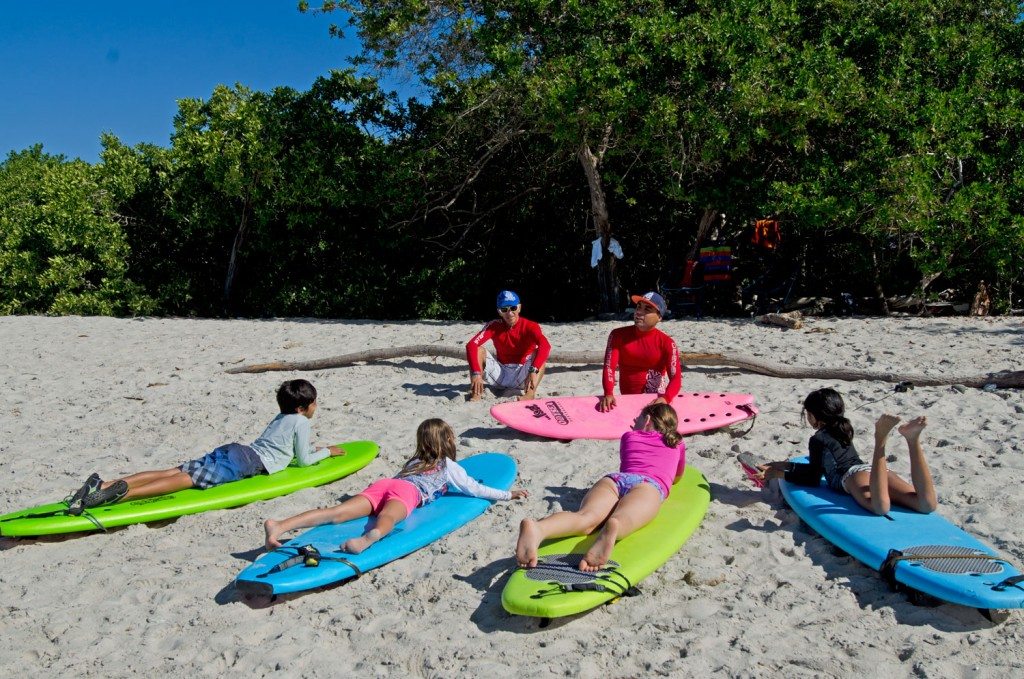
[599,292,681,412]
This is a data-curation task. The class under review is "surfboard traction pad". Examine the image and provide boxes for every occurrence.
[523,553,622,585]
[894,545,1005,575]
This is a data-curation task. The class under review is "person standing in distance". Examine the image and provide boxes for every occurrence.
[466,290,551,401]
[599,292,682,412]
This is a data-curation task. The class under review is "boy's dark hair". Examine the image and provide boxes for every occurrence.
[277,379,317,413]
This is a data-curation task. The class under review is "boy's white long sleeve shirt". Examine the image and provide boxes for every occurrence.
[250,413,329,474]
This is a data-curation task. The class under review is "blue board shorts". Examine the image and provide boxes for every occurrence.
[180,443,266,489]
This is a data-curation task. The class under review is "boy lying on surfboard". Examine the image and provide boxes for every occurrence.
[64,379,346,514]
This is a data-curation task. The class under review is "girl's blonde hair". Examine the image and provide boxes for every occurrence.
[399,418,457,476]
[641,403,682,448]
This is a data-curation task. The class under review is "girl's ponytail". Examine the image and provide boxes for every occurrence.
[827,415,855,446]
[642,403,682,448]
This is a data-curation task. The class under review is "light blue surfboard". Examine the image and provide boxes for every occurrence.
[235,452,517,596]
[780,456,1024,613]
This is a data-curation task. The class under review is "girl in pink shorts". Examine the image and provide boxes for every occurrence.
[264,419,527,553]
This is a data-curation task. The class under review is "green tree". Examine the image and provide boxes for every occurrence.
[746,0,1024,309]
[311,0,1024,313]
[104,71,409,318]
[169,83,285,312]
[0,146,153,315]
[313,0,706,312]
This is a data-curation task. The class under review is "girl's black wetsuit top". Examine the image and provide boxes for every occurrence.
[784,429,864,492]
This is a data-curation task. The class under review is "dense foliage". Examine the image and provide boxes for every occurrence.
[0,146,153,315]
[3,1,1022,319]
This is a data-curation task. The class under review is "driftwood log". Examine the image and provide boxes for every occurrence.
[225,344,1024,389]
[756,311,804,330]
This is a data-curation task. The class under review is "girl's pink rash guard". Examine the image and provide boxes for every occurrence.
[618,429,686,497]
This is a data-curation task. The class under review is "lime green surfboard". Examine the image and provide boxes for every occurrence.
[0,440,378,537]
[502,465,711,618]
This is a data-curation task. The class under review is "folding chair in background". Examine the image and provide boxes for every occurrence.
[660,258,704,318]
[696,245,734,314]
[698,245,733,285]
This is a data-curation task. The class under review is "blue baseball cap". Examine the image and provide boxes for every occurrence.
[496,290,521,308]
[631,291,666,317]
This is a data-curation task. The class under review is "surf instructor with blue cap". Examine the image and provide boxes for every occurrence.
[466,290,551,401]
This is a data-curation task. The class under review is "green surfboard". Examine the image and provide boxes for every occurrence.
[0,440,378,537]
[502,465,710,618]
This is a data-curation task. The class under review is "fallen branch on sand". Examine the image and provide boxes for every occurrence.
[756,311,804,329]
[225,345,1024,389]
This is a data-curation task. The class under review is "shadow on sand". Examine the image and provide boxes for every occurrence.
[720,486,1006,630]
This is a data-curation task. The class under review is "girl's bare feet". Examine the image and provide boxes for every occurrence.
[342,528,382,554]
[264,519,283,550]
[874,414,901,449]
[898,416,927,440]
[515,519,542,568]
[580,518,619,572]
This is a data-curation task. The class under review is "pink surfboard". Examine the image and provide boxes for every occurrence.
[490,392,758,440]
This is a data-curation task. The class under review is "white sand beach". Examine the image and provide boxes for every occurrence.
[1,314,1022,677]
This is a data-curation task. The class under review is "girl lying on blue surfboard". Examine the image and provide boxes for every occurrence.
[757,387,938,516]
[264,418,527,552]
[515,402,685,572]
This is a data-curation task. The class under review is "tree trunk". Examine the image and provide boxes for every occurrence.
[223,191,251,314]
[578,138,619,314]
[868,238,889,315]
[687,208,719,262]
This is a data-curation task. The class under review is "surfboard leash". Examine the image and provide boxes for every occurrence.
[529,564,640,599]
[79,510,108,532]
[992,575,1024,591]
[851,382,914,412]
[258,544,363,579]
[731,404,758,437]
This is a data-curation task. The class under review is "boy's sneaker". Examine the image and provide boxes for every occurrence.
[66,473,103,516]
[81,480,129,510]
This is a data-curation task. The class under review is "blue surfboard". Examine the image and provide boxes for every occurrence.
[235,452,517,596]
[780,457,1024,612]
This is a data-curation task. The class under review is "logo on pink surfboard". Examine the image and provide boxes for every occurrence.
[545,401,570,424]
[523,401,571,424]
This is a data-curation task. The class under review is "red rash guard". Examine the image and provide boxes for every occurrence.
[602,326,682,402]
[466,318,552,372]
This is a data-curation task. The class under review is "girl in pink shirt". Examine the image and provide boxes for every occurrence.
[515,403,685,572]
[264,419,527,553]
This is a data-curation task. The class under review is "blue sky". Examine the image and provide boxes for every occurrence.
[1,2,363,162]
